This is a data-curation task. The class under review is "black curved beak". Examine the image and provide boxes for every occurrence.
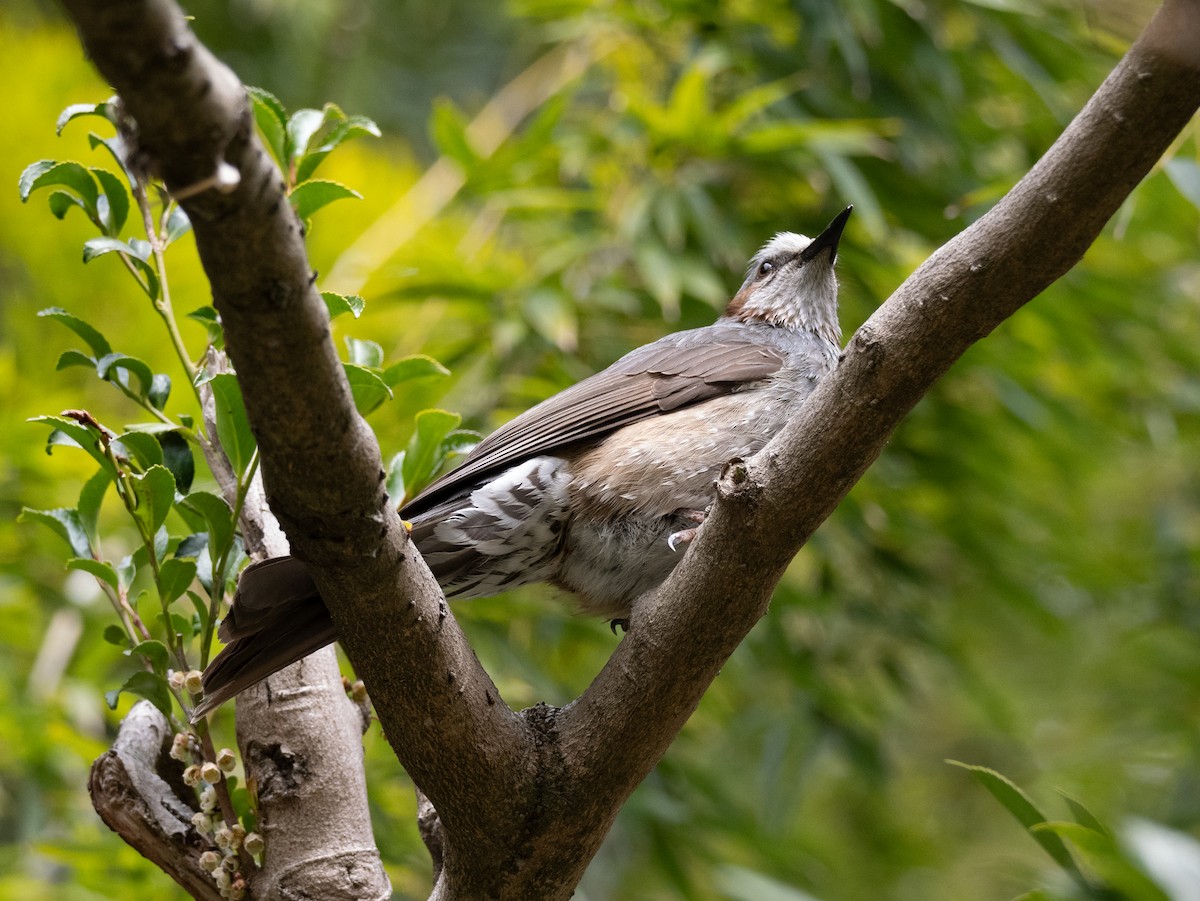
[799,205,853,264]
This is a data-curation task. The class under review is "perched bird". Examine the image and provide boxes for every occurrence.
[192,206,852,720]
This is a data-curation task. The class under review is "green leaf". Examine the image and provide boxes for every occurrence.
[38,307,113,357]
[19,160,100,220]
[128,465,177,536]
[116,555,136,592]
[286,108,325,162]
[344,363,392,416]
[97,352,155,399]
[67,557,120,590]
[148,373,172,411]
[158,431,194,493]
[186,590,210,634]
[386,451,406,507]
[105,672,172,718]
[383,354,450,386]
[178,491,234,558]
[345,337,384,368]
[402,409,462,501]
[19,507,92,558]
[948,762,1086,886]
[157,558,197,606]
[295,113,380,183]
[92,168,130,235]
[77,468,112,543]
[86,132,137,187]
[31,414,116,476]
[103,624,129,647]
[112,430,164,469]
[55,100,117,135]
[289,179,361,221]
[56,349,94,370]
[164,205,192,245]
[186,306,223,345]
[127,639,170,676]
[81,237,160,300]
[1058,791,1110,837]
[247,86,288,167]
[47,190,85,220]
[322,292,365,320]
[208,373,256,476]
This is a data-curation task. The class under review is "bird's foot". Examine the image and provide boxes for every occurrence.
[610,618,629,635]
[667,509,707,552]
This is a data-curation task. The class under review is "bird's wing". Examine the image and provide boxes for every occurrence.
[402,325,784,517]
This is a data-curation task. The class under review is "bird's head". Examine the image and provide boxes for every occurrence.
[723,206,852,344]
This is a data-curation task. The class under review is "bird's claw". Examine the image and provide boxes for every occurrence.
[609,618,629,635]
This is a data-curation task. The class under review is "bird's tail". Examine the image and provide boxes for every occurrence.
[190,557,335,721]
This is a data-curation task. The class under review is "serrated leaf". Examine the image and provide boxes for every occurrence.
[402,409,462,501]
[86,132,137,187]
[344,363,392,416]
[31,414,115,476]
[81,237,159,300]
[948,761,1086,885]
[295,113,380,183]
[106,673,172,717]
[383,355,450,386]
[286,108,325,162]
[248,86,288,167]
[19,161,99,220]
[323,292,365,320]
[289,179,361,220]
[103,624,129,647]
[56,349,95,370]
[56,101,117,135]
[47,190,83,220]
[67,557,120,590]
[178,491,233,558]
[112,430,164,469]
[345,337,384,368]
[208,373,256,476]
[92,168,130,235]
[157,558,197,606]
[77,468,112,544]
[38,307,112,357]
[97,352,155,399]
[158,431,193,493]
[129,465,176,536]
[127,639,170,675]
[19,507,92,558]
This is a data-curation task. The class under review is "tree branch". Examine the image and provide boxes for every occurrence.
[90,701,222,901]
[61,0,1200,898]
[61,0,535,888]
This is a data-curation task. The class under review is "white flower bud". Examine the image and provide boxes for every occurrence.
[184,670,204,694]
[243,831,264,855]
[198,850,221,872]
[191,811,212,833]
[216,748,237,772]
[200,761,222,784]
[183,765,202,787]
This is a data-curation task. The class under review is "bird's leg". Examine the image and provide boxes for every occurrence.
[667,508,708,552]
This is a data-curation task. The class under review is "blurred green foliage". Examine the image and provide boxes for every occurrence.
[2,1,1199,899]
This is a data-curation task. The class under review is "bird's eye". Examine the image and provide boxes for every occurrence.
[758,260,775,276]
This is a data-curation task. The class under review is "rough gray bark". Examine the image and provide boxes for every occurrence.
[89,701,222,901]
[61,0,1200,899]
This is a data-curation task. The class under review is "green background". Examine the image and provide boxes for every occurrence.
[2,0,1198,898]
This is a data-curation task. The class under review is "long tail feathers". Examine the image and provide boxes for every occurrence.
[190,557,334,721]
